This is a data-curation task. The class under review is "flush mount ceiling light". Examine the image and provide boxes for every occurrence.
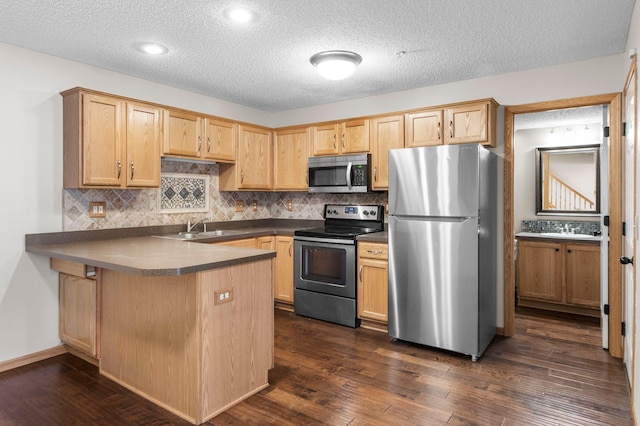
[135,42,168,55]
[310,50,362,80]
[223,6,259,23]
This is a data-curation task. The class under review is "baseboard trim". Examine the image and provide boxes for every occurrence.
[0,345,67,373]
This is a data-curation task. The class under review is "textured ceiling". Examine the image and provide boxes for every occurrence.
[0,0,635,112]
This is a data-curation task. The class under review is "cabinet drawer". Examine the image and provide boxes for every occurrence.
[358,242,388,260]
[51,258,96,279]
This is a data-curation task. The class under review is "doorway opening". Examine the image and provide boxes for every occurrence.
[503,94,623,358]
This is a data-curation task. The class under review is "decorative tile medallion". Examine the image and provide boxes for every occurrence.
[158,173,210,213]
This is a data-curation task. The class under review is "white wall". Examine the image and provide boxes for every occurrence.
[0,36,631,363]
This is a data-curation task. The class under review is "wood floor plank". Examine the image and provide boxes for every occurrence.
[0,307,632,425]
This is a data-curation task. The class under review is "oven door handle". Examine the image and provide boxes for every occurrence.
[346,161,353,190]
[294,236,355,245]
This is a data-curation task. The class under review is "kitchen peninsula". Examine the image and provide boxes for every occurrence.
[26,235,275,425]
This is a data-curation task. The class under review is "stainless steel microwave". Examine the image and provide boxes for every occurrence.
[307,153,371,193]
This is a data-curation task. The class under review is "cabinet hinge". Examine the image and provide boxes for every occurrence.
[604,304,610,315]
[622,221,627,236]
[604,126,610,137]
[622,321,626,337]
[604,215,610,227]
[622,122,627,137]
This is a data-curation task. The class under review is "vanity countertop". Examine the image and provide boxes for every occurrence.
[515,231,602,242]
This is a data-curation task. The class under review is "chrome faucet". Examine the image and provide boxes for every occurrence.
[186,217,211,233]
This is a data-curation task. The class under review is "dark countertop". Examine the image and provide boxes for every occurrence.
[25,219,322,276]
[356,231,388,243]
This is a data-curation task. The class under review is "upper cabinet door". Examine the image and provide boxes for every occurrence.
[237,125,272,189]
[163,109,201,157]
[445,102,488,145]
[82,94,123,186]
[274,127,310,190]
[341,119,370,154]
[404,109,443,148]
[311,124,339,156]
[125,102,161,187]
[203,118,236,162]
[370,114,404,191]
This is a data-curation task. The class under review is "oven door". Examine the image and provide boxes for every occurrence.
[294,237,356,298]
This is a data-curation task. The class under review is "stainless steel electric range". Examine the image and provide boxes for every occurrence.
[293,204,384,327]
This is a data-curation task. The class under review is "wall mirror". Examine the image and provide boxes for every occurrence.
[535,144,600,215]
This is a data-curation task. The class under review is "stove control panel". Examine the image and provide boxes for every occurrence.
[324,204,384,221]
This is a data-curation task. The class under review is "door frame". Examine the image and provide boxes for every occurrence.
[503,93,623,358]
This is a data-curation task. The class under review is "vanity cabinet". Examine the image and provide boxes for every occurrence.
[357,242,388,325]
[404,99,497,148]
[274,126,310,190]
[219,125,273,190]
[62,89,161,188]
[311,119,370,156]
[517,238,600,316]
[163,110,236,163]
[52,258,99,361]
[370,114,405,190]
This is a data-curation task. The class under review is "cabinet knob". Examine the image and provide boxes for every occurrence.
[374,166,377,182]
[359,265,363,282]
[567,249,572,253]
[437,122,441,140]
[198,136,202,153]
[130,161,134,179]
[117,160,122,179]
[555,248,559,252]
[207,137,211,153]
[449,120,453,138]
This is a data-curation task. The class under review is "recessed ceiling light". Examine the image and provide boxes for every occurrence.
[135,42,168,55]
[223,7,258,23]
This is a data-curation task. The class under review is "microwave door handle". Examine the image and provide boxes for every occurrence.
[346,162,353,189]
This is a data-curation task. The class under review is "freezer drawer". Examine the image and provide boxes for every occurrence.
[388,215,480,356]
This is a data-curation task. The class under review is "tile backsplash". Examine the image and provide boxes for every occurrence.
[520,219,601,235]
[63,160,387,231]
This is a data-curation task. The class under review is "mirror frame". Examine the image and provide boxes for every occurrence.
[535,144,601,215]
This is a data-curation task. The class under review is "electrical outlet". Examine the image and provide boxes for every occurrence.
[287,199,293,211]
[385,203,389,214]
[235,200,244,212]
[89,201,106,218]
[214,288,234,305]
[252,200,258,211]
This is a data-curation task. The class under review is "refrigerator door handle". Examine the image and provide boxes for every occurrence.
[346,161,353,189]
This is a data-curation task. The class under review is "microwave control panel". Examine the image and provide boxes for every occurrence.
[352,165,367,186]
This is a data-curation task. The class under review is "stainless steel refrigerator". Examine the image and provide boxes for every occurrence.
[388,144,497,361]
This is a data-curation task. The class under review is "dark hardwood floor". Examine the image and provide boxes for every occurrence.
[0,308,632,425]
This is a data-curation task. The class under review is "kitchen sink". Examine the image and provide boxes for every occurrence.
[154,229,250,241]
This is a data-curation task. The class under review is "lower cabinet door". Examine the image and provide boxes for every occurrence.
[59,273,98,356]
[274,236,294,303]
[357,256,388,323]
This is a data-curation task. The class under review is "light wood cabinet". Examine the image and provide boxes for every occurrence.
[274,127,310,190]
[219,125,273,190]
[405,109,443,147]
[311,119,370,156]
[444,100,497,147]
[404,99,497,148]
[213,237,259,248]
[62,89,161,188]
[51,258,99,359]
[370,114,404,190]
[517,238,600,315]
[202,117,236,162]
[357,242,388,324]
[274,236,294,304]
[164,110,237,163]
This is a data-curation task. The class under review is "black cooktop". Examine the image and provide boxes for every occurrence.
[294,204,384,240]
